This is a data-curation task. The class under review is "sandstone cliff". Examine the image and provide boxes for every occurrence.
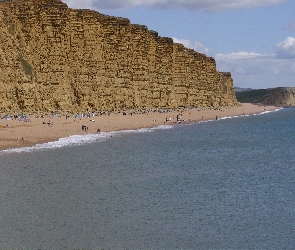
[0,0,238,113]
[261,87,295,105]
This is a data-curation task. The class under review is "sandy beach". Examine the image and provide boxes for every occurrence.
[0,103,280,151]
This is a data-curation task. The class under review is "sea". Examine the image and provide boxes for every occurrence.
[1,107,295,249]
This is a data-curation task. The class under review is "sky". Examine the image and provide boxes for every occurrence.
[63,0,295,89]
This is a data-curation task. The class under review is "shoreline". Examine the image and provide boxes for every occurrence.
[0,103,282,152]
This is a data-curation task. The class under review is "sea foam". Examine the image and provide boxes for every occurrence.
[0,125,174,155]
[254,108,282,115]
[0,108,282,155]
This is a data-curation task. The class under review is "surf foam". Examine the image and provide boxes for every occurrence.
[0,125,174,155]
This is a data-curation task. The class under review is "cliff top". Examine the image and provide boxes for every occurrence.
[0,0,238,113]
[0,0,63,3]
[0,0,65,8]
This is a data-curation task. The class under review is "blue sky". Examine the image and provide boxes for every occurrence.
[63,0,295,89]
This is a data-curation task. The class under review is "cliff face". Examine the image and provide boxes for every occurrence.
[0,0,238,113]
[262,87,295,105]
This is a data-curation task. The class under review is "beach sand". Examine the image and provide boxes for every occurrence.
[0,103,280,151]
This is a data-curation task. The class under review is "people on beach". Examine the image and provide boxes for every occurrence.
[0,104,279,151]
[17,137,24,143]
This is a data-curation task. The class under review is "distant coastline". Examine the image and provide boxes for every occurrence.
[235,87,295,105]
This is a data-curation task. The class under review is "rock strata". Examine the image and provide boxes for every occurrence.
[0,0,238,113]
[262,87,295,105]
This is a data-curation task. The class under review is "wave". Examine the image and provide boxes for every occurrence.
[185,107,283,126]
[254,108,282,115]
[0,125,174,155]
[0,108,283,155]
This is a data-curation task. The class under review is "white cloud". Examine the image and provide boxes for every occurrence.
[63,0,286,11]
[276,37,295,59]
[216,52,276,75]
[172,37,209,55]
[216,51,265,60]
[216,49,295,88]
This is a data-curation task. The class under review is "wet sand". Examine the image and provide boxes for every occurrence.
[0,103,280,151]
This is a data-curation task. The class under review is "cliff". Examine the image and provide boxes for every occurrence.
[0,0,238,113]
[235,87,295,105]
[261,87,295,105]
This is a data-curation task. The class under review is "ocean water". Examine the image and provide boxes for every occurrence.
[1,108,295,249]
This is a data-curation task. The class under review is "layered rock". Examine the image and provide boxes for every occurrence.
[262,87,295,105]
[0,0,238,113]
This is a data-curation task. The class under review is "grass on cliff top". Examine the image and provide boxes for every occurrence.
[235,89,272,103]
